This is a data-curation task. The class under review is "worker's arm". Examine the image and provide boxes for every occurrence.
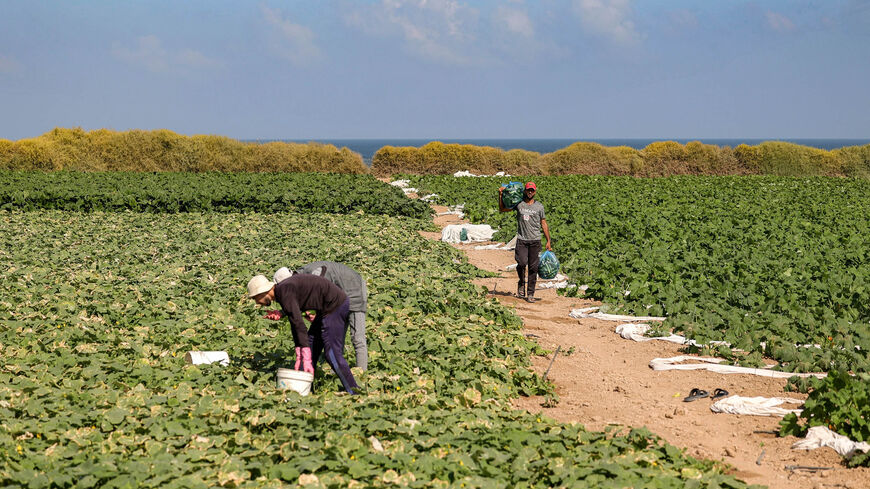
[282,299,310,349]
[498,186,511,213]
[541,218,552,251]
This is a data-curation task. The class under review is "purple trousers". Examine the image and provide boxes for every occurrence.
[309,298,359,394]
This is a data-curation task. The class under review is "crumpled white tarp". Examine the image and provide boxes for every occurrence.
[710,395,804,417]
[474,236,517,251]
[389,179,418,194]
[569,306,666,323]
[538,273,570,289]
[792,426,870,459]
[453,170,510,177]
[614,323,732,348]
[441,224,496,243]
[539,280,569,289]
[184,351,230,366]
[616,323,689,344]
[420,194,438,202]
[436,204,465,219]
[649,355,828,379]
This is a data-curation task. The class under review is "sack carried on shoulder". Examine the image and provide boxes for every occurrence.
[501,182,524,210]
[538,250,560,280]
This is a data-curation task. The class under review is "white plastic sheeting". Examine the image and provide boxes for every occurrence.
[615,323,732,348]
[710,395,804,417]
[650,356,827,379]
[389,179,418,195]
[616,323,689,344]
[436,204,465,219]
[474,236,517,251]
[569,306,666,323]
[184,351,230,366]
[792,426,870,459]
[441,224,496,243]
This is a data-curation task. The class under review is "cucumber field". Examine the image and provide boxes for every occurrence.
[0,171,755,488]
[2,170,869,487]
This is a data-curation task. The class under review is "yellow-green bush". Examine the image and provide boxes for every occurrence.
[373,139,870,177]
[372,141,541,176]
[0,128,366,173]
[835,145,870,178]
[734,141,839,176]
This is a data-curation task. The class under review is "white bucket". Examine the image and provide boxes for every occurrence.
[184,351,230,366]
[277,368,313,396]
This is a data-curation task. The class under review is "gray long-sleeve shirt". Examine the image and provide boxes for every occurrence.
[297,261,368,312]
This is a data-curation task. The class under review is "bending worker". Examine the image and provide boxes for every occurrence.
[499,181,552,303]
[247,273,359,394]
[271,261,368,371]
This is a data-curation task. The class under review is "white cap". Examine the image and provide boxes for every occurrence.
[273,267,293,284]
[247,275,274,298]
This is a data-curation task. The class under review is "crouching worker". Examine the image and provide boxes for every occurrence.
[273,261,369,371]
[247,273,359,395]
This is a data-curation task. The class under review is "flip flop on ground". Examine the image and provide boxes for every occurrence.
[710,388,729,400]
[683,388,709,402]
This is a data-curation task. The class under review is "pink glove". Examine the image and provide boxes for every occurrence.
[263,310,283,320]
[300,347,314,374]
[294,347,302,370]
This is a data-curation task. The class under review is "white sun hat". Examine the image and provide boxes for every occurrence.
[273,267,293,284]
[247,275,274,297]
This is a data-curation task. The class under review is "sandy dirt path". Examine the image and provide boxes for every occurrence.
[422,204,869,489]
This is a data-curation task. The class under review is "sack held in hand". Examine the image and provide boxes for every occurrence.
[501,181,524,209]
[538,250,560,279]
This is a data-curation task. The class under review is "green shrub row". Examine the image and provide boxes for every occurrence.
[373,140,870,177]
[0,171,432,218]
[0,128,367,173]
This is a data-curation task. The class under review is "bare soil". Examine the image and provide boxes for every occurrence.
[424,204,870,489]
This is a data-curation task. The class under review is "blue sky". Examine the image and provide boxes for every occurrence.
[1,0,869,140]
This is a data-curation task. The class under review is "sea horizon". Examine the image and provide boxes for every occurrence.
[247,138,870,165]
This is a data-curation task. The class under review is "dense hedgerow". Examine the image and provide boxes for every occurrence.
[372,142,542,175]
[373,139,870,177]
[0,128,367,173]
[0,171,432,218]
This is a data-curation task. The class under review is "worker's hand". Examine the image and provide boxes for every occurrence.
[304,311,316,322]
[498,186,504,194]
[294,347,302,370]
[546,241,552,251]
[263,310,283,320]
[300,347,314,374]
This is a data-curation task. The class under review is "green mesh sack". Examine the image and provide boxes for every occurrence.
[538,250,560,280]
[501,181,524,209]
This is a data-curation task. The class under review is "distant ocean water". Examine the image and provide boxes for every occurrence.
[249,138,870,166]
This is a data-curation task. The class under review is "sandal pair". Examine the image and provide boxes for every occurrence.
[683,388,728,402]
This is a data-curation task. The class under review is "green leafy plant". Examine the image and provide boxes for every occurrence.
[780,371,870,467]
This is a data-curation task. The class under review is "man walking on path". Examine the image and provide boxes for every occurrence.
[247,274,360,394]
[271,261,369,371]
[499,181,552,303]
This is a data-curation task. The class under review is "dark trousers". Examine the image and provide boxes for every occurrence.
[309,298,359,394]
[515,239,541,295]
